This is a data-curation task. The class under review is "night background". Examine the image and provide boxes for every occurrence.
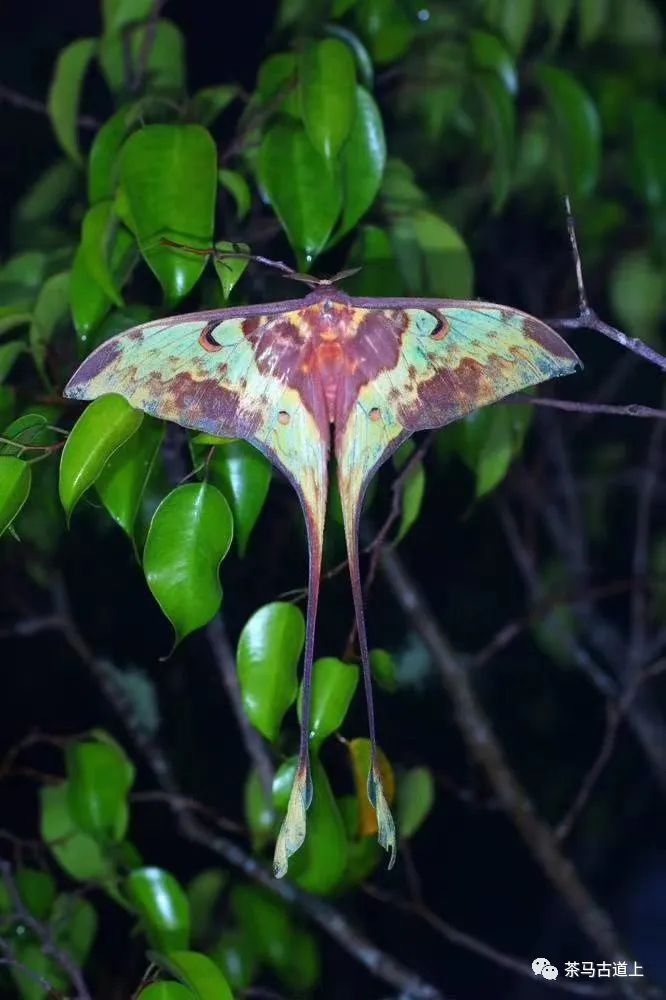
[0,1,665,998]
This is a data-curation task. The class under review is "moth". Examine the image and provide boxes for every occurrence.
[65,268,580,878]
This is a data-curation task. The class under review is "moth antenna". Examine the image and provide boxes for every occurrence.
[343,503,397,870]
[273,504,325,878]
[159,238,326,288]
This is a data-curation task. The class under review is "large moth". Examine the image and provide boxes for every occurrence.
[65,279,580,877]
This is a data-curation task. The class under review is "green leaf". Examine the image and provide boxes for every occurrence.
[206,439,271,554]
[189,85,239,127]
[397,766,434,837]
[99,19,185,96]
[66,738,135,842]
[218,170,251,221]
[474,73,516,211]
[578,0,610,45]
[336,86,386,239]
[469,31,517,94]
[81,202,131,306]
[52,894,98,965]
[257,53,299,117]
[15,868,57,921]
[244,768,275,849]
[0,312,32,338]
[276,927,321,992]
[535,66,601,198]
[274,756,348,893]
[632,100,666,209]
[40,783,115,882]
[297,657,359,747]
[29,270,70,380]
[212,241,250,301]
[456,405,531,498]
[390,208,473,298]
[486,0,535,53]
[96,416,164,539]
[299,38,356,161]
[139,985,193,1000]
[102,0,154,32]
[13,159,79,228]
[59,394,144,520]
[258,122,342,259]
[127,868,191,951]
[610,250,665,343]
[237,602,305,741]
[542,0,574,43]
[393,441,426,542]
[47,38,97,163]
[88,104,136,204]
[0,457,31,536]
[187,869,228,947]
[230,885,293,972]
[143,483,233,643]
[210,930,258,992]
[150,951,233,1000]
[369,648,397,692]
[0,342,27,384]
[345,225,402,297]
[325,24,374,88]
[120,124,217,304]
[0,412,50,457]
[71,240,140,349]
[355,0,415,64]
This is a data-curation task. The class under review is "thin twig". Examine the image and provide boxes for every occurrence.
[0,938,61,998]
[0,860,91,999]
[513,396,666,421]
[628,425,664,676]
[377,544,652,1000]
[0,83,98,129]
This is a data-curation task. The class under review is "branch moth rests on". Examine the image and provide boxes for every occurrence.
[65,280,580,876]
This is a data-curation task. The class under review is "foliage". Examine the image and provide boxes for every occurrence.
[0,0,664,996]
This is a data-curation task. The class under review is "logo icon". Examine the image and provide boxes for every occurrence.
[532,958,559,980]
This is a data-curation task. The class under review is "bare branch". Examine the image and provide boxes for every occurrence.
[0,83,98,129]
[513,396,666,421]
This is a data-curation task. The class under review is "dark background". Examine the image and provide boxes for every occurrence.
[1,3,665,999]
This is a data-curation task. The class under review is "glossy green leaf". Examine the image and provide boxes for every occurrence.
[578,0,610,45]
[96,416,164,539]
[455,404,532,498]
[59,394,144,520]
[212,241,250,301]
[297,657,359,747]
[151,951,233,1000]
[127,868,190,951]
[0,457,31,537]
[218,169,251,221]
[187,869,228,947]
[14,868,57,921]
[486,0,535,53]
[40,783,115,882]
[257,52,299,117]
[88,104,136,204]
[52,893,98,965]
[274,756,348,893]
[189,85,239,127]
[325,24,374,87]
[390,208,473,298]
[355,0,415,64]
[258,122,342,259]
[0,412,49,457]
[120,125,217,304]
[102,0,154,32]
[369,648,398,692]
[469,31,517,94]
[299,39,356,160]
[230,884,293,972]
[632,100,666,208]
[610,250,665,343]
[397,766,435,838]
[99,19,185,96]
[143,483,233,643]
[244,767,275,848]
[536,66,601,198]
[237,602,305,741]
[80,202,131,306]
[29,270,70,380]
[206,439,271,554]
[211,930,258,992]
[47,38,97,163]
[71,238,140,349]
[393,441,426,542]
[138,984,193,1000]
[337,86,386,239]
[66,738,135,842]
